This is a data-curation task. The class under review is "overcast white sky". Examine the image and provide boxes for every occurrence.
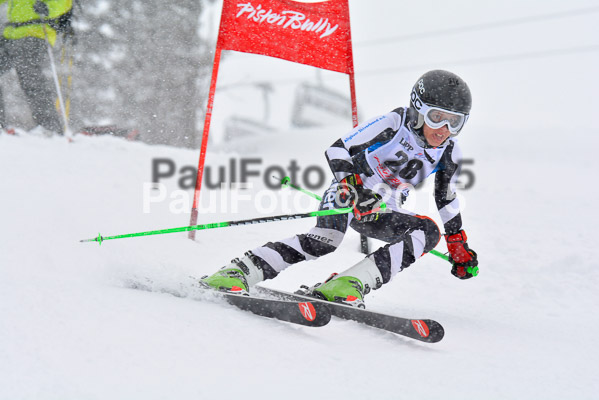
[349,0,599,131]
[205,0,599,148]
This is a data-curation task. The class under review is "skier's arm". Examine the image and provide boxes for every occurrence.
[435,143,479,279]
[325,111,402,182]
[434,141,463,235]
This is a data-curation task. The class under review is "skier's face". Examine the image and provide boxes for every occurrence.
[422,124,451,147]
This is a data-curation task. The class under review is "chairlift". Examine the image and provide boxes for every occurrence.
[291,82,357,128]
[222,81,275,142]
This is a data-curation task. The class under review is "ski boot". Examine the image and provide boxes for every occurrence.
[300,258,383,308]
[200,253,265,295]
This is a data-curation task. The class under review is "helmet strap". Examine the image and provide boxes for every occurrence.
[414,113,424,129]
[412,128,430,148]
[407,107,431,148]
[406,106,424,129]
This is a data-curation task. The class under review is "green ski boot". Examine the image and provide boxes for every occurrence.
[312,274,366,308]
[310,258,383,308]
[200,253,265,295]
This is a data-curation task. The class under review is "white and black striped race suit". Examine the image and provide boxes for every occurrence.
[251,107,464,284]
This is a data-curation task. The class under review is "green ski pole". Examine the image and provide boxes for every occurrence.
[80,206,354,246]
[429,249,448,261]
[280,176,323,201]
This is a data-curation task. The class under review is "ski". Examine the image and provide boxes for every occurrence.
[254,286,445,343]
[122,277,331,328]
[219,291,331,327]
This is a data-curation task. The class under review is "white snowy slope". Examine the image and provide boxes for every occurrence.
[0,125,597,400]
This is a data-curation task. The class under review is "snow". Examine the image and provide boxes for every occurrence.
[2,0,599,397]
[1,124,597,399]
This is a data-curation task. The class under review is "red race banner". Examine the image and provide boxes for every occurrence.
[189,0,357,237]
[217,0,354,74]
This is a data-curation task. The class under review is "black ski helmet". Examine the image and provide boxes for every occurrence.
[410,70,472,115]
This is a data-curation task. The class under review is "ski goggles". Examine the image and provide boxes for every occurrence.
[411,90,469,134]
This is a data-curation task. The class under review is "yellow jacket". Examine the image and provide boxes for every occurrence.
[1,0,73,46]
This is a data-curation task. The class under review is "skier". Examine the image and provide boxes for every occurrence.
[0,0,73,134]
[201,70,479,308]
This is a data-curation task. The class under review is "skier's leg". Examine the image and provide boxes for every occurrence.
[250,218,349,278]
[355,211,441,282]
[311,210,441,306]
[200,181,351,293]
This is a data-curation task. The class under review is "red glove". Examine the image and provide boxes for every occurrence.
[445,230,479,279]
